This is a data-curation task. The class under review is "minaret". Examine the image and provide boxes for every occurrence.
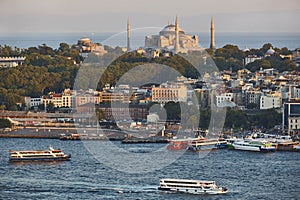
[210,17,215,50]
[127,18,130,52]
[174,16,179,53]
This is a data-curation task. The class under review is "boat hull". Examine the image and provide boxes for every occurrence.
[9,154,71,162]
[158,187,227,195]
[188,143,227,151]
[232,144,276,152]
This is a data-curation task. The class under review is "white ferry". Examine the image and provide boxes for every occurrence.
[158,178,227,195]
[9,146,71,162]
[229,140,276,152]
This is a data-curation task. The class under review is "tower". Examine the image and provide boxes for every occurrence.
[127,18,130,52]
[210,17,215,50]
[174,16,180,53]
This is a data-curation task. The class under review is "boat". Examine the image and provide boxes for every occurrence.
[230,140,276,152]
[167,138,202,150]
[188,138,227,151]
[60,133,81,140]
[158,178,227,195]
[293,144,300,151]
[9,146,71,162]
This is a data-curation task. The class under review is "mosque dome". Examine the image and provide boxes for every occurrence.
[243,47,250,52]
[159,24,185,35]
[78,37,92,46]
[79,37,91,41]
[266,47,275,55]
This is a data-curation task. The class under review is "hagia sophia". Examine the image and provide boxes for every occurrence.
[76,16,215,56]
[128,16,215,54]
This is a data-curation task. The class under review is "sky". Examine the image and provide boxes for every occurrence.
[0,0,299,33]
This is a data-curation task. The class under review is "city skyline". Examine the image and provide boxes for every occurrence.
[0,0,299,33]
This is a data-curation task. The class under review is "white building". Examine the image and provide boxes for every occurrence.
[216,93,234,107]
[24,97,43,108]
[0,57,26,68]
[289,85,300,101]
[244,55,262,66]
[260,95,281,110]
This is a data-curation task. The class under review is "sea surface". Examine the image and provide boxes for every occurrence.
[0,138,299,200]
[0,32,299,50]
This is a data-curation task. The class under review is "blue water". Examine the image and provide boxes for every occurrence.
[0,32,299,50]
[0,138,299,199]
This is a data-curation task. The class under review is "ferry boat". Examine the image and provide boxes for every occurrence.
[9,146,71,162]
[167,138,202,150]
[188,138,227,151]
[229,140,276,152]
[158,178,227,195]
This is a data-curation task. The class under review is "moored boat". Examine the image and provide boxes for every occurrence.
[293,144,300,151]
[230,140,276,152]
[60,133,81,140]
[158,178,227,195]
[167,138,202,150]
[188,138,227,151]
[9,146,71,162]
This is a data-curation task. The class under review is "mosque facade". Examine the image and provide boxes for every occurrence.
[144,17,200,53]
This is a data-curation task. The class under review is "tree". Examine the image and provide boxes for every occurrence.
[0,104,6,112]
[58,43,70,53]
[96,108,104,120]
[246,59,271,71]
[0,119,11,128]
[280,47,291,55]
[47,102,55,112]
[261,43,273,53]
[247,103,258,110]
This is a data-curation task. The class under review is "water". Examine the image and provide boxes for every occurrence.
[0,138,299,199]
[0,32,299,50]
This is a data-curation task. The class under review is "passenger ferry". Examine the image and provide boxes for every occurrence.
[229,140,276,152]
[9,146,71,162]
[188,138,227,151]
[158,178,227,195]
[167,138,202,150]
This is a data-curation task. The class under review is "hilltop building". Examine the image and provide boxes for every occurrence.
[76,37,107,57]
[0,57,26,68]
[144,16,200,53]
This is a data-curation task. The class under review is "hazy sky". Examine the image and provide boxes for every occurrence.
[1,0,299,33]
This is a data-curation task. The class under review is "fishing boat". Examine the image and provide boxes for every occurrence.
[158,178,227,195]
[230,140,276,152]
[188,138,227,151]
[9,145,71,162]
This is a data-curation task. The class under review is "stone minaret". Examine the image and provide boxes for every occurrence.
[174,16,179,53]
[210,17,215,50]
[127,18,130,52]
